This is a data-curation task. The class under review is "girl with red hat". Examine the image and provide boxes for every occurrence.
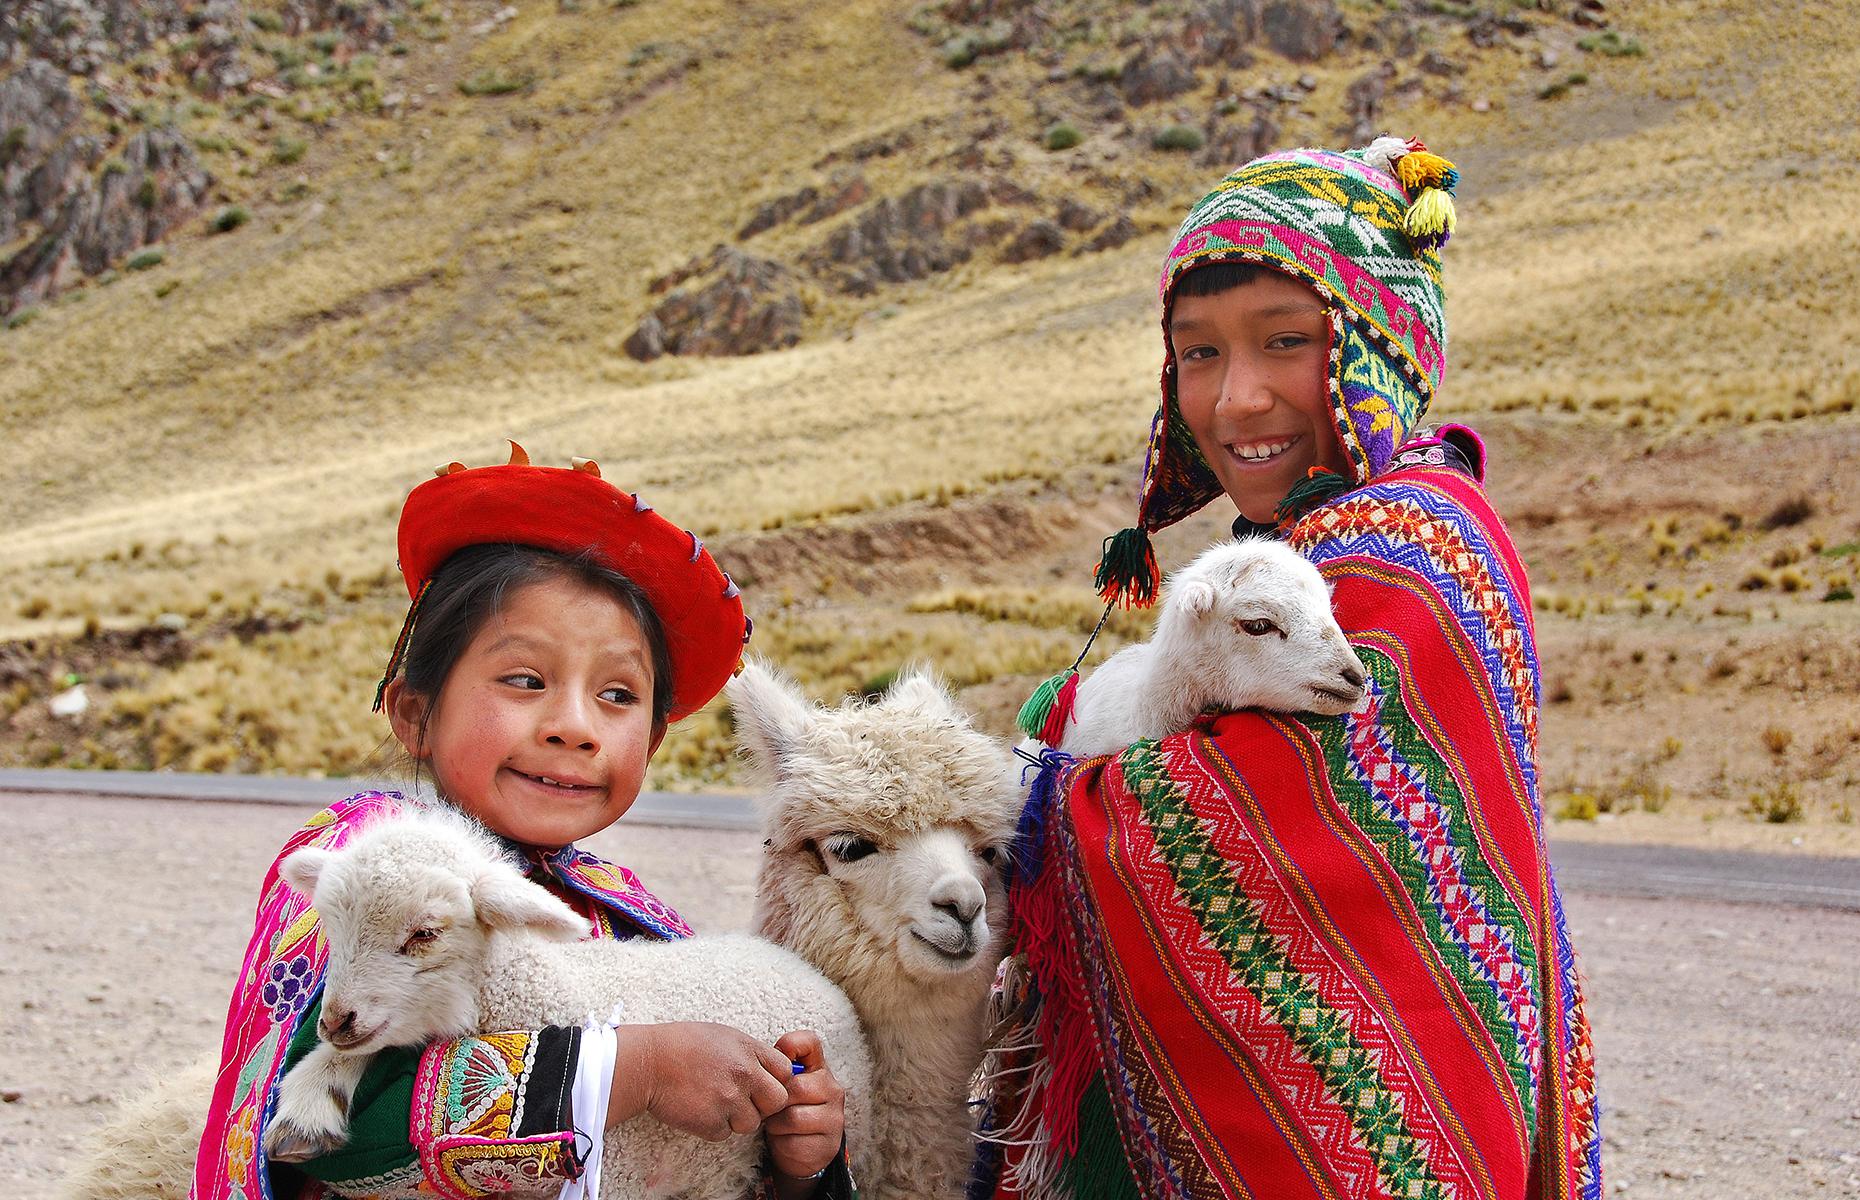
[191,445,852,1200]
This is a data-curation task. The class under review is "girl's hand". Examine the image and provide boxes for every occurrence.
[765,1029,847,1189]
[608,1022,792,1141]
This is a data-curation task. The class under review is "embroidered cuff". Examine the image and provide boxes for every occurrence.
[409,1027,582,1200]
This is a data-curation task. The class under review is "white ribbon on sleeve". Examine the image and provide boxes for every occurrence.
[559,1002,627,1200]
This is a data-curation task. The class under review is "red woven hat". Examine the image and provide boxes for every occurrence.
[378,441,749,721]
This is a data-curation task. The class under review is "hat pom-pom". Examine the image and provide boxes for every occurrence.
[1363,136,1459,251]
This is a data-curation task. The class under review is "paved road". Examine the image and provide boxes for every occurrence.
[0,767,762,830]
[3,768,1855,908]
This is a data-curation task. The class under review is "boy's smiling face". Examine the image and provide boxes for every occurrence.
[385,574,661,848]
[1169,269,1349,523]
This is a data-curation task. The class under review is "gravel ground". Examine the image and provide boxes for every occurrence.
[2,793,1856,1198]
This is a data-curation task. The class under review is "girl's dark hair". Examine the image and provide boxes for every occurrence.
[395,543,677,744]
[1174,260,1268,298]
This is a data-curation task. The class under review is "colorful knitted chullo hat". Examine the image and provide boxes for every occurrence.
[377,441,750,722]
[1094,135,1459,609]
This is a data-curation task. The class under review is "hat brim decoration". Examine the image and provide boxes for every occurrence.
[1090,137,1458,609]
[375,440,750,722]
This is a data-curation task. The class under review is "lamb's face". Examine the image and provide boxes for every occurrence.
[288,852,490,1054]
[278,817,590,1055]
[1166,540,1369,716]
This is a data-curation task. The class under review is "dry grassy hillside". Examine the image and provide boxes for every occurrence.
[1,0,1856,844]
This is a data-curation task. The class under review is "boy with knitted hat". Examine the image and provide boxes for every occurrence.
[985,142,1603,1200]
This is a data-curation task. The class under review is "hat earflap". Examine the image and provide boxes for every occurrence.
[1361,135,1459,251]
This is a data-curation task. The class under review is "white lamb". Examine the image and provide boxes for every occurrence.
[724,663,1024,1200]
[1042,538,1369,758]
[263,806,874,1200]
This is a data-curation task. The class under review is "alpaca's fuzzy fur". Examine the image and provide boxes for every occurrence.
[270,808,874,1200]
[1053,538,1368,758]
[54,1054,216,1200]
[726,663,1024,1200]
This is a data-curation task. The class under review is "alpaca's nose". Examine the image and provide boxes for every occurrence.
[1340,664,1366,690]
[935,897,982,927]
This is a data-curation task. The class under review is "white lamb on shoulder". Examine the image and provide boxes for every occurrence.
[724,663,1024,1200]
[1042,538,1369,759]
[263,806,875,1200]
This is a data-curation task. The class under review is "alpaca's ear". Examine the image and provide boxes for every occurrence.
[471,864,591,940]
[884,667,951,715]
[725,660,815,779]
[1176,579,1218,618]
[279,848,332,899]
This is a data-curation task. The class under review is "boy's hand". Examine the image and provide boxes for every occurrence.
[765,1029,847,1186]
[609,1022,792,1141]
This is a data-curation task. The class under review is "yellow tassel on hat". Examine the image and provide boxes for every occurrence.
[1405,188,1457,248]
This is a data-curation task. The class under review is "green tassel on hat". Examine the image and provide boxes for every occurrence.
[1274,467,1351,527]
[1093,526,1160,609]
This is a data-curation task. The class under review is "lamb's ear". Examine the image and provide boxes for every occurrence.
[279,847,332,899]
[1175,579,1219,618]
[471,864,592,941]
[724,659,814,779]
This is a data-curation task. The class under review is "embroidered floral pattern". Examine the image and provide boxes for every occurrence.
[264,954,316,1023]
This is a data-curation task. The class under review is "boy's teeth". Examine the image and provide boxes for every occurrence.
[1234,439,1292,461]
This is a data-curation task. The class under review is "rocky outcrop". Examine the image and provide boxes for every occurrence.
[1119,44,1199,107]
[1,1,189,77]
[2,126,212,312]
[805,178,994,295]
[623,246,805,361]
[1082,214,1138,254]
[1260,0,1342,61]
[917,0,1341,81]
[2,58,211,314]
[739,172,868,240]
[1341,61,1395,144]
[1200,108,1278,169]
[1180,0,1262,69]
[1000,218,1063,264]
[1,0,429,312]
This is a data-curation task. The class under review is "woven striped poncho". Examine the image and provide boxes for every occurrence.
[985,462,1601,1200]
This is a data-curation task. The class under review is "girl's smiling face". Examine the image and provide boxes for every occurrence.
[385,574,661,848]
[1170,269,1350,523]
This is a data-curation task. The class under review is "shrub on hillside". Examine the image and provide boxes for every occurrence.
[272,135,308,164]
[211,205,251,233]
[1579,31,1645,56]
[1044,122,1083,151]
[1153,124,1205,152]
[459,67,532,95]
[125,246,166,271]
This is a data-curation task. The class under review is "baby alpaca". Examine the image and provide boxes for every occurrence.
[725,664,1025,1200]
[266,807,872,1200]
[1050,538,1368,758]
